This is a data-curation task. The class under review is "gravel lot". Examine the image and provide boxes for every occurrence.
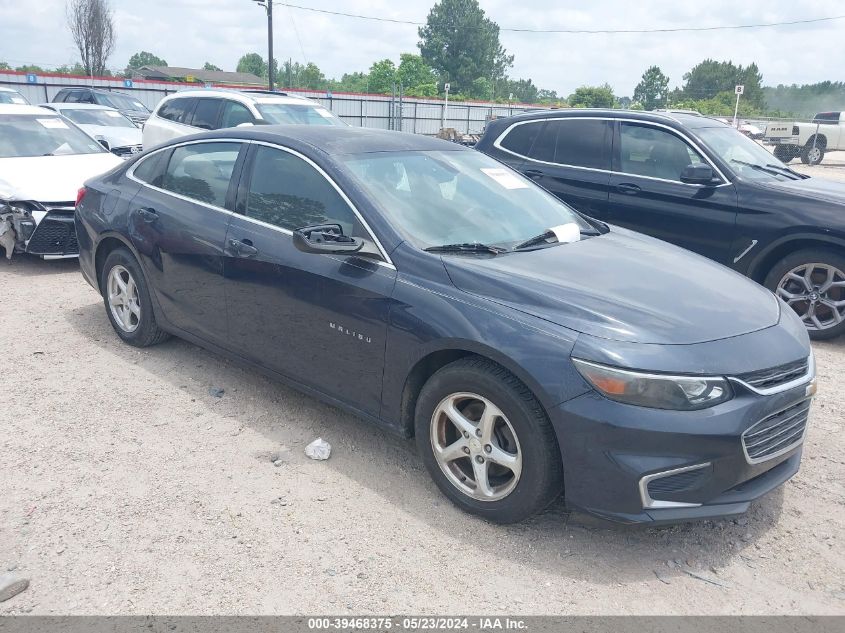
[1,162,844,616]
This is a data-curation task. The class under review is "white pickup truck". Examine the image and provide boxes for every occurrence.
[763,111,844,165]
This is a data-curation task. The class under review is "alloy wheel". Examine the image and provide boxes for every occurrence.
[777,262,845,331]
[107,264,141,333]
[807,147,822,164]
[430,392,522,502]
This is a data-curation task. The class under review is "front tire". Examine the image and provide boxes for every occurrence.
[764,248,845,340]
[800,141,825,165]
[100,248,170,347]
[414,357,563,523]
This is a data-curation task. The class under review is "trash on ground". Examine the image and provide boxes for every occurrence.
[305,438,331,460]
[208,386,225,398]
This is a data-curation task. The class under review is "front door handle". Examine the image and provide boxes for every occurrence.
[229,238,258,258]
[523,169,544,180]
[136,208,158,223]
[616,183,642,195]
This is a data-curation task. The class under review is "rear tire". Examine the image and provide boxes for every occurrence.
[773,145,797,164]
[764,248,845,340]
[100,248,170,347]
[414,357,563,523]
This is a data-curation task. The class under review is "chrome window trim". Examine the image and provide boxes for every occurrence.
[728,353,815,396]
[492,116,731,187]
[740,398,811,465]
[639,463,709,509]
[248,139,394,268]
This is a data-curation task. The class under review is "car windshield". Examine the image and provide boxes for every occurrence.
[99,93,148,112]
[256,103,344,126]
[341,149,591,250]
[0,114,106,157]
[0,91,29,105]
[696,126,794,180]
[61,108,137,128]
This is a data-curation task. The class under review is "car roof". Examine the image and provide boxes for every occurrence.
[41,102,116,111]
[491,108,729,130]
[0,104,59,116]
[170,125,467,155]
[159,88,314,106]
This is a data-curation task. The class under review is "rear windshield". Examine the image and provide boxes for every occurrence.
[99,92,149,112]
[256,103,345,126]
[0,114,105,157]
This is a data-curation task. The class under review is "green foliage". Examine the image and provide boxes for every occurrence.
[763,82,845,118]
[15,64,45,73]
[331,71,369,93]
[54,62,87,75]
[568,84,616,108]
[470,77,493,100]
[282,61,328,90]
[418,0,513,95]
[681,59,764,109]
[633,65,669,110]
[126,51,167,71]
[499,78,539,103]
[396,54,438,91]
[0,62,11,70]
[236,53,267,78]
[203,62,222,72]
[367,59,397,94]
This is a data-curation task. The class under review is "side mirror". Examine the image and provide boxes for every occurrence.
[292,224,363,255]
[680,163,716,185]
[97,138,110,150]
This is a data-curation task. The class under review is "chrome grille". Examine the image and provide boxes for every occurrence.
[737,359,809,391]
[26,211,78,256]
[742,400,811,463]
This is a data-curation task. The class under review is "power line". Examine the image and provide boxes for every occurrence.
[279,3,845,34]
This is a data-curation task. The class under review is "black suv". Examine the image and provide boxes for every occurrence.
[52,88,151,124]
[477,109,845,339]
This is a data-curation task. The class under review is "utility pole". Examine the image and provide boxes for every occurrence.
[252,0,274,91]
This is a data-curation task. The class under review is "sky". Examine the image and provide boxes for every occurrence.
[0,0,843,96]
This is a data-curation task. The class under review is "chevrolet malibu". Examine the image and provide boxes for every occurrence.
[75,126,817,524]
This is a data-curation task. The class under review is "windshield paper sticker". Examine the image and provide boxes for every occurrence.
[480,167,529,189]
[105,110,123,117]
[37,118,69,129]
[550,223,581,243]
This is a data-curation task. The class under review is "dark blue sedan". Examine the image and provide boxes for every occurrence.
[75,126,816,524]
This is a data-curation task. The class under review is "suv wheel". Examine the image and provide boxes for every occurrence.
[765,249,845,340]
[800,141,825,165]
[101,248,170,347]
[414,357,563,523]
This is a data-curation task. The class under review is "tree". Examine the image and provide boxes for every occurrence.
[568,84,616,108]
[15,64,46,73]
[396,54,437,90]
[633,65,669,110]
[203,62,222,72]
[681,59,764,109]
[501,78,539,103]
[333,71,369,93]
[0,62,10,70]
[67,0,116,76]
[126,51,167,72]
[55,62,87,75]
[418,0,513,94]
[367,59,397,94]
[236,53,267,78]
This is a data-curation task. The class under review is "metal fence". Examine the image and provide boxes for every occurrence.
[0,71,541,135]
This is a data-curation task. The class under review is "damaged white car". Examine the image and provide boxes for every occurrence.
[0,104,123,260]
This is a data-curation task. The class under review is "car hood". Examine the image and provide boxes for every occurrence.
[0,153,123,202]
[756,176,845,205]
[442,228,780,345]
[79,124,142,148]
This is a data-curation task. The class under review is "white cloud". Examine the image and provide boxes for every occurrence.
[0,0,842,96]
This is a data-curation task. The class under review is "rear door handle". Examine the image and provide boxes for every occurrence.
[616,183,642,195]
[136,208,158,223]
[229,238,258,258]
[523,169,544,180]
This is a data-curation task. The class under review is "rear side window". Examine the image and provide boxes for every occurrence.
[133,151,167,187]
[189,98,222,130]
[158,98,197,124]
[160,142,241,207]
[499,121,542,157]
[244,145,362,236]
[813,112,841,123]
[530,119,609,170]
[220,101,253,128]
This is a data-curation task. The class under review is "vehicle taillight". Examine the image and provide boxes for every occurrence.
[792,125,800,135]
[75,187,87,207]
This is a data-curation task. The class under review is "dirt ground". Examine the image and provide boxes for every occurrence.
[1,164,844,616]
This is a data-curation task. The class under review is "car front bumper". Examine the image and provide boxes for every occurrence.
[551,374,815,524]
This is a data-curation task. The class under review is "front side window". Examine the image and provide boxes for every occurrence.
[245,145,362,235]
[619,123,704,181]
[532,119,609,169]
[341,149,590,250]
[158,98,196,124]
[220,101,254,128]
[160,142,241,207]
[498,121,542,157]
[0,114,106,158]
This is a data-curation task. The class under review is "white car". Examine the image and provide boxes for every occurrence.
[40,103,143,158]
[0,104,123,260]
[0,87,30,105]
[143,89,345,148]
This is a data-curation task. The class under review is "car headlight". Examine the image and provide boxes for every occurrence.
[573,359,733,411]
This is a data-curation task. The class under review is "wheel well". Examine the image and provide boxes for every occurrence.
[806,134,827,149]
[399,350,475,437]
[751,239,844,284]
[94,237,129,293]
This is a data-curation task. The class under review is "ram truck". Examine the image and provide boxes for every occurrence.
[764,111,844,165]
